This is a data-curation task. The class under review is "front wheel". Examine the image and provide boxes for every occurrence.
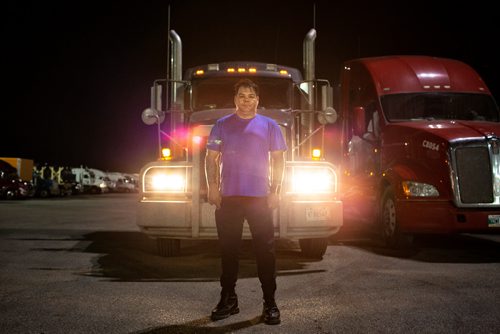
[299,238,329,259]
[157,238,180,257]
[380,187,413,248]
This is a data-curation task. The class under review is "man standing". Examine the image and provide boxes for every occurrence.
[205,78,286,325]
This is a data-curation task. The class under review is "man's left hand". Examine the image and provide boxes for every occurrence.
[267,193,280,209]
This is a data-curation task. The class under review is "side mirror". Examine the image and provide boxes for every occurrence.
[141,108,165,125]
[317,107,338,125]
[353,106,366,136]
[142,83,165,125]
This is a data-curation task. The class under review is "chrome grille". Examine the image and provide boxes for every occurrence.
[451,138,500,207]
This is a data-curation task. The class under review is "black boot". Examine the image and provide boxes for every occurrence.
[262,299,280,325]
[211,291,239,321]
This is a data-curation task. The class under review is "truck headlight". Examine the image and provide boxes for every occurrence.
[143,166,189,193]
[287,165,337,194]
[152,173,185,191]
[402,181,439,197]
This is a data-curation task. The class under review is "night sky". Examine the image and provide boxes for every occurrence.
[3,0,499,173]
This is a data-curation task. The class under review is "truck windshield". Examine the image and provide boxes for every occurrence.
[381,93,499,122]
[191,77,293,111]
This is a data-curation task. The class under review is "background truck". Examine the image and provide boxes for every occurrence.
[138,29,342,258]
[107,172,137,192]
[72,167,107,194]
[336,55,500,246]
[32,164,80,197]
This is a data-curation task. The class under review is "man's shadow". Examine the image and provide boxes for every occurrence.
[71,231,325,282]
[131,315,263,334]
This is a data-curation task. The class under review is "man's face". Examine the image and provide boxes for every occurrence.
[234,86,259,118]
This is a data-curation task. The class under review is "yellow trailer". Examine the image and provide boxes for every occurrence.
[0,157,34,182]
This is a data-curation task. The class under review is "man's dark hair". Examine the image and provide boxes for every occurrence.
[234,78,259,96]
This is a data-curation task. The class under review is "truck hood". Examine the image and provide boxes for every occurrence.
[389,120,500,143]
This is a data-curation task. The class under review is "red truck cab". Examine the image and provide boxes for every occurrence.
[338,56,500,246]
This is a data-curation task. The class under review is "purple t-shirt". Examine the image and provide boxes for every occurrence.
[207,113,287,197]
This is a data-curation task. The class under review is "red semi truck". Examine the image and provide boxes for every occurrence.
[336,55,500,246]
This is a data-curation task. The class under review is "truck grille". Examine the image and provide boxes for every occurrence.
[451,138,500,207]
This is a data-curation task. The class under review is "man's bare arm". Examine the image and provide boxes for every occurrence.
[268,150,285,209]
[270,150,285,193]
[205,149,221,208]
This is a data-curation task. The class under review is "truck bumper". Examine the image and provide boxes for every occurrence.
[398,199,500,233]
[137,198,343,240]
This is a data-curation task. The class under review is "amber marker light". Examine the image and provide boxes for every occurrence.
[312,148,322,160]
[237,68,246,73]
[227,68,235,73]
[279,69,288,75]
[161,148,172,160]
[249,68,257,73]
[195,69,204,75]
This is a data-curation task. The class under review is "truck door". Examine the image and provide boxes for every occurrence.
[341,64,381,224]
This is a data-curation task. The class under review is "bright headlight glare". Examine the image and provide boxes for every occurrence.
[144,167,188,192]
[152,174,184,191]
[402,181,439,197]
[289,167,336,194]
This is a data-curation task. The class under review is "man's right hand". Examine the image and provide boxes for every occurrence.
[208,187,221,209]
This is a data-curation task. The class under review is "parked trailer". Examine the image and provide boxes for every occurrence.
[0,157,33,182]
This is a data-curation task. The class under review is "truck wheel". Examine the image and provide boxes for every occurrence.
[299,238,329,259]
[380,187,413,248]
[157,238,180,257]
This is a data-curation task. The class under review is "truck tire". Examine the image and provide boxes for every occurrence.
[299,238,329,259]
[380,187,413,248]
[157,238,180,257]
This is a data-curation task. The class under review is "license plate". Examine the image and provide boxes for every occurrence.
[488,215,500,227]
[306,207,331,222]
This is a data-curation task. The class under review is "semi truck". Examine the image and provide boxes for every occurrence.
[137,29,342,258]
[336,55,500,246]
[107,172,137,192]
[72,167,108,194]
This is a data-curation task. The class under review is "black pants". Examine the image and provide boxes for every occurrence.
[215,196,277,301]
